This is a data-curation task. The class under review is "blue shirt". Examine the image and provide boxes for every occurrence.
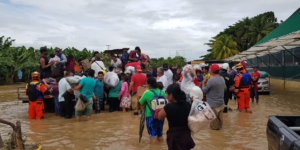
[198,75,203,82]
[79,77,96,100]
[94,79,104,99]
[108,81,122,98]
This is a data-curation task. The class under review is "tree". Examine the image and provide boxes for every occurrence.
[211,35,239,60]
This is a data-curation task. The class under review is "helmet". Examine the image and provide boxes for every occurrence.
[99,70,106,75]
[235,63,243,69]
[31,71,40,80]
[220,63,229,70]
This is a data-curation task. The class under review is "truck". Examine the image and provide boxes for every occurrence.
[267,116,300,150]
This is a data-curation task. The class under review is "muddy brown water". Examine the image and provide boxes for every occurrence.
[0,84,300,150]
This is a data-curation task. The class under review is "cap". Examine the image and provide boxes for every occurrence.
[125,70,131,74]
[135,66,142,72]
[163,64,168,71]
[236,63,243,69]
[252,65,259,69]
[209,64,220,73]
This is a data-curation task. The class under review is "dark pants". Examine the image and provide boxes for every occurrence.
[60,101,75,118]
[108,97,119,111]
[94,98,103,113]
[43,98,55,113]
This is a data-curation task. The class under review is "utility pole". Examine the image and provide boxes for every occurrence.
[106,45,111,50]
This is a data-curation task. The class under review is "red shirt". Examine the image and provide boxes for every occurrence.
[139,53,148,63]
[251,71,260,90]
[131,73,146,93]
[125,62,141,68]
[66,59,76,70]
[129,51,137,62]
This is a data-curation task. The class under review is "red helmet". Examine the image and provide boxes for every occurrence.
[31,71,40,80]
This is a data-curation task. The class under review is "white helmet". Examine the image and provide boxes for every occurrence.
[221,63,229,70]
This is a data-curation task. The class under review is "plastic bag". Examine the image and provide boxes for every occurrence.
[104,72,119,87]
[125,66,135,75]
[189,86,203,101]
[193,65,201,71]
[182,65,196,78]
[188,100,216,134]
[66,75,84,87]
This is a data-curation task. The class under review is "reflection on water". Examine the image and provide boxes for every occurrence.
[0,84,300,150]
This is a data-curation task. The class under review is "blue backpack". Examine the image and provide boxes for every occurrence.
[241,73,251,86]
[146,90,168,119]
[121,52,129,64]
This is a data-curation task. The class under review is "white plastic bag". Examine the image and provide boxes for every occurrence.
[188,100,216,134]
[104,72,119,87]
[180,65,196,94]
[66,75,84,87]
[189,86,203,101]
[125,66,135,75]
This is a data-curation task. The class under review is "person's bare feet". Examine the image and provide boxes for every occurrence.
[157,136,164,142]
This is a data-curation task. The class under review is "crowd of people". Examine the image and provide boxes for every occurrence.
[25,46,261,149]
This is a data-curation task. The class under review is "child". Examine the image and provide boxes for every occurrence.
[119,75,131,112]
[157,81,164,90]
[49,54,60,67]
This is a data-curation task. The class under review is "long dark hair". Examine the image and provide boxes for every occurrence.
[166,84,186,104]
[122,75,130,86]
[147,77,157,89]
[66,54,74,65]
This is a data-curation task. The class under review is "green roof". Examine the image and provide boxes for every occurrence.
[255,8,300,45]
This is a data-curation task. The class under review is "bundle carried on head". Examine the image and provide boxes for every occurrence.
[193,65,202,71]
[182,65,196,78]
[180,64,196,94]
[104,72,120,87]
[66,75,85,87]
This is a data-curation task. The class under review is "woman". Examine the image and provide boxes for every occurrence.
[158,84,195,150]
[108,74,122,112]
[174,68,182,83]
[65,54,76,73]
[139,77,166,144]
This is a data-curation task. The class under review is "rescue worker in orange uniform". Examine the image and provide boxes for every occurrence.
[234,63,252,113]
[26,71,52,120]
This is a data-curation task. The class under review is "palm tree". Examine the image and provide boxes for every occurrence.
[211,35,239,60]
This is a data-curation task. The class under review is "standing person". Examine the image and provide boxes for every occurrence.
[54,48,67,68]
[139,77,166,144]
[128,47,139,62]
[229,67,238,100]
[196,70,203,86]
[110,54,123,70]
[220,64,234,113]
[26,71,53,120]
[121,50,129,71]
[108,74,123,112]
[158,84,195,150]
[73,69,96,121]
[94,71,105,113]
[234,63,252,113]
[91,60,106,77]
[119,75,131,112]
[202,64,227,130]
[58,71,74,119]
[125,70,132,82]
[91,51,105,63]
[174,68,182,83]
[201,64,211,101]
[43,78,60,116]
[135,47,149,68]
[251,66,260,103]
[129,66,147,115]
[156,67,168,91]
[163,64,174,88]
[39,47,53,79]
[65,54,76,73]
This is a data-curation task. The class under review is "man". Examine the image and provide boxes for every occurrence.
[91,60,106,77]
[121,50,129,71]
[58,71,74,119]
[135,47,149,67]
[39,47,53,79]
[219,64,234,113]
[94,71,105,113]
[110,54,123,70]
[201,64,211,101]
[129,66,147,115]
[156,67,168,91]
[163,64,173,88]
[251,66,260,103]
[202,64,226,130]
[128,47,139,62]
[234,63,252,113]
[91,51,105,63]
[54,48,67,67]
[73,69,96,121]
[26,71,52,120]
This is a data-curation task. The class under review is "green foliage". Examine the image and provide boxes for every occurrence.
[201,11,279,60]
[149,56,186,68]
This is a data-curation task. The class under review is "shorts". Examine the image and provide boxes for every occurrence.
[131,93,139,110]
[250,89,259,100]
[75,100,93,117]
[146,117,164,138]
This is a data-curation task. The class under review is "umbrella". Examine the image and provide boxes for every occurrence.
[139,108,146,143]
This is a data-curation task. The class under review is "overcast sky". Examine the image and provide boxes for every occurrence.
[0,0,299,61]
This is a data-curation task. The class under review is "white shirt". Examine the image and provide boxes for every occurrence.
[157,75,168,91]
[91,61,106,77]
[164,69,173,88]
[110,59,122,68]
[58,78,71,102]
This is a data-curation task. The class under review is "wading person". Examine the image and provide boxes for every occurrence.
[94,71,105,113]
[139,77,166,144]
[251,66,260,103]
[26,71,52,120]
[220,64,234,113]
[58,71,74,119]
[108,74,122,112]
[158,84,195,150]
[163,64,174,88]
[234,63,252,113]
[39,47,53,79]
[119,75,131,112]
[129,66,147,115]
[202,64,226,130]
[73,69,96,121]
[156,67,168,91]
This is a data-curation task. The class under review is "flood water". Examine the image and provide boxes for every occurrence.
[0,84,300,150]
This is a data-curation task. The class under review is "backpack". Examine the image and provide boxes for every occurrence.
[27,82,38,101]
[241,73,251,87]
[81,59,91,72]
[146,90,168,119]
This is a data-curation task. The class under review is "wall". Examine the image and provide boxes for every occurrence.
[268,77,300,92]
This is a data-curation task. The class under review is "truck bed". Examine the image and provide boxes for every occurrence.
[267,116,300,150]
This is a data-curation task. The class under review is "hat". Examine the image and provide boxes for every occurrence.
[236,63,243,69]
[135,66,142,72]
[163,64,168,71]
[252,65,259,69]
[209,64,220,73]
[125,70,131,74]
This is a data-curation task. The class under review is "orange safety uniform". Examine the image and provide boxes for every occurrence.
[234,69,252,113]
